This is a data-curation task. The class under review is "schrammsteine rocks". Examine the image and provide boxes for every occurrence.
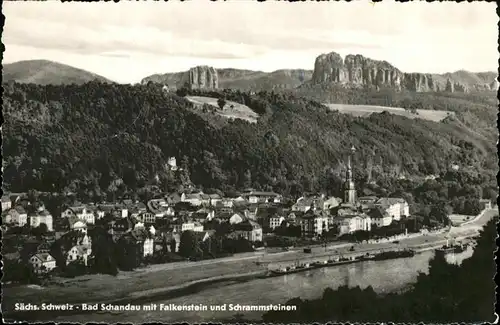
[310,52,474,92]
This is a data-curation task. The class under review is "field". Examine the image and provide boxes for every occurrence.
[324,103,455,122]
[186,96,258,123]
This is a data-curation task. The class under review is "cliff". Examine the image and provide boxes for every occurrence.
[310,51,495,93]
[180,65,219,90]
[312,52,404,90]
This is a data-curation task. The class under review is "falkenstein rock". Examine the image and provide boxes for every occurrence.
[310,51,472,93]
[179,65,219,90]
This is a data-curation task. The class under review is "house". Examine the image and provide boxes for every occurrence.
[286,211,304,226]
[292,195,338,212]
[128,202,148,219]
[134,221,146,230]
[2,206,28,227]
[192,208,215,222]
[110,217,135,234]
[232,220,263,242]
[193,222,204,232]
[336,214,372,236]
[269,215,285,230]
[66,245,92,266]
[61,206,95,225]
[117,227,155,267]
[132,228,155,257]
[29,209,54,231]
[200,194,211,206]
[358,196,379,205]
[229,212,246,225]
[242,191,282,204]
[375,198,409,221]
[173,219,204,233]
[181,192,204,206]
[232,196,246,204]
[137,211,156,224]
[9,192,27,206]
[151,205,175,218]
[292,197,315,212]
[479,199,492,210]
[167,156,178,171]
[64,216,88,233]
[213,210,234,223]
[323,196,340,210]
[300,210,329,238]
[219,198,234,208]
[96,204,118,219]
[21,239,52,263]
[367,206,393,228]
[2,195,12,211]
[208,194,222,206]
[165,193,182,206]
[29,253,57,274]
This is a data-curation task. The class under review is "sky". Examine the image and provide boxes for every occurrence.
[3,0,498,84]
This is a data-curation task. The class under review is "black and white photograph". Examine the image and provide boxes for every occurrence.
[1,1,498,323]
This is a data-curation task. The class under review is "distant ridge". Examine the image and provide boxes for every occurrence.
[2,60,113,85]
[142,68,314,91]
[141,52,497,93]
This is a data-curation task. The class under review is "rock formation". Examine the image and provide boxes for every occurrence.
[311,52,404,90]
[403,73,439,92]
[179,65,219,90]
[310,51,478,93]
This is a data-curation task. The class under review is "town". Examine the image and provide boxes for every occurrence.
[5,148,485,282]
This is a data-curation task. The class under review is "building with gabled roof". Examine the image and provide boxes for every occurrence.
[367,206,393,227]
[29,209,53,231]
[29,253,56,274]
[66,245,92,266]
[232,219,263,242]
[300,203,330,238]
[61,206,95,225]
[336,214,372,236]
[2,195,12,211]
[375,197,409,221]
[2,207,28,227]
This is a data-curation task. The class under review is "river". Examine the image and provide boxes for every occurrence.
[50,246,474,323]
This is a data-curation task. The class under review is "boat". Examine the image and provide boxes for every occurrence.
[437,244,466,254]
[267,249,417,278]
[372,249,416,261]
[436,245,455,253]
[268,263,315,276]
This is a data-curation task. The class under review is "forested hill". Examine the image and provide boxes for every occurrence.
[2,60,113,85]
[1,82,497,201]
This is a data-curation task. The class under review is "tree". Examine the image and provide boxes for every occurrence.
[179,230,197,257]
[176,87,188,97]
[32,223,49,237]
[217,97,227,110]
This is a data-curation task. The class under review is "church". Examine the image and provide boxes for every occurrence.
[331,146,411,236]
[330,146,372,235]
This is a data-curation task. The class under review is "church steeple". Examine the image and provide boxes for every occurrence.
[344,145,356,204]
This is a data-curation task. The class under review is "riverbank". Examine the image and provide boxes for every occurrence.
[4,208,495,322]
[0,237,468,322]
